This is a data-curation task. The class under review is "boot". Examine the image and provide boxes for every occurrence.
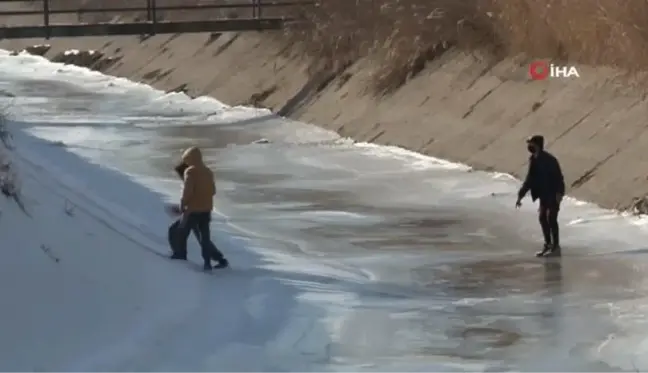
[170,252,187,260]
[544,245,562,257]
[203,261,213,271]
[535,244,552,257]
[213,258,229,269]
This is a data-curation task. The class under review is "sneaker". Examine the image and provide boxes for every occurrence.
[535,244,552,257]
[213,258,229,269]
[170,253,187,260]
[203,262,213,271]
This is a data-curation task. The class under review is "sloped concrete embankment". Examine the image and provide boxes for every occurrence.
[1,31,647,212]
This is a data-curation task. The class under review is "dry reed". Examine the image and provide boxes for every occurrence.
[285,0,648,93]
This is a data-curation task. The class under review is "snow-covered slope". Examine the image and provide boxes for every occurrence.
[0,129,338,371]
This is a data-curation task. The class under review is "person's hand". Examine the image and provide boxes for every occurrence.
[165,203,182,216]
[515,199,522,208]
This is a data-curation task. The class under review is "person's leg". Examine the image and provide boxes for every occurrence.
[191,225,203,244]
[547,201,561,254]
[538,203,552,245]
[171,214,193,260]
[190,225,223,260]
[168,219,181,256]
[207,240,225,262]
[537,200,552,256]
[195,212,227,268]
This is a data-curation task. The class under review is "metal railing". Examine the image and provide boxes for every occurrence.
[0,0,313,39]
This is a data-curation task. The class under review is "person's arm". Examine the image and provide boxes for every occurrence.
[211,170,216,197]
[517,161,533,201]
[553,157,566,196]
[180,166,196,212]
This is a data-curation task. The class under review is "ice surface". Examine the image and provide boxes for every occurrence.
[1,48,648,371]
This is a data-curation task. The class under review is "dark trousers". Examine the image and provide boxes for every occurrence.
[538,196,560,247]
[168,212,225,263]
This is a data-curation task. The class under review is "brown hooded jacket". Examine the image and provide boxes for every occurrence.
[180,147,215,213]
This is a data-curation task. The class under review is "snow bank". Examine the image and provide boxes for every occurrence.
[0,129,195,370]
[0,128,336,371]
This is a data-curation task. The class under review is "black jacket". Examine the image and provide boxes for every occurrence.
[518,150,565,201]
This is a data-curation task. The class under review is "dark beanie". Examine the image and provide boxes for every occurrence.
[526,135,544,149]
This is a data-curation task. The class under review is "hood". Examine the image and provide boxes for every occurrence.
[181,146,204,167]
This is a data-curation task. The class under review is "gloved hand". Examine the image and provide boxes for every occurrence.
[165,203,182,216]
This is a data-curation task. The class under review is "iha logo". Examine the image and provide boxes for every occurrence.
[529,61,580,80]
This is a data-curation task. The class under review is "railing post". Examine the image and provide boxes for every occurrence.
[146,0,151,22]
[43,0,50,39]
[151,0,157,35]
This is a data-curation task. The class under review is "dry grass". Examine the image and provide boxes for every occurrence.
[284,0,648,94]
[0,122,18,198]
[0,102,27,214]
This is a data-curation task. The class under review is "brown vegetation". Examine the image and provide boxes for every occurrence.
[285,0,648,94]
[12,0,648,94]
[0,107,24,209]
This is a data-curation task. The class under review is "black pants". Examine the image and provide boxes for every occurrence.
[169,212,225,263]
[538,196,560,247]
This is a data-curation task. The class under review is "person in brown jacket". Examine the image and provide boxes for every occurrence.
[169,146,229,270]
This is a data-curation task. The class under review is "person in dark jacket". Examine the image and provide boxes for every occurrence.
[515,135,565,257]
